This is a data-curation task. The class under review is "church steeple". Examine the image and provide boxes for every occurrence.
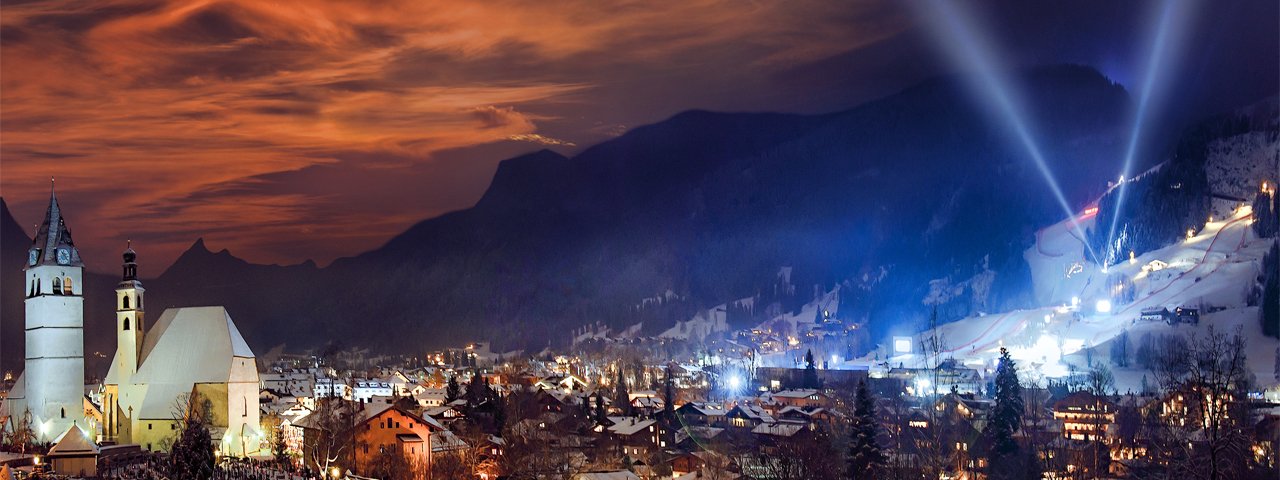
[28,179,82,269]
[114,241,146,390]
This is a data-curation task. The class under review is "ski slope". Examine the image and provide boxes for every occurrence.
[866,203,1277,392]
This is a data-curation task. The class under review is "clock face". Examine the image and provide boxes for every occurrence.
[56,248,70,265]
[28,249,38,266]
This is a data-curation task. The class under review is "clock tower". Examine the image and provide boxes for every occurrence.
[21,183,87,441]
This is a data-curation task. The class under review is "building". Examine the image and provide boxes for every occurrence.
[102,246,261,455]
[314,378,353,400]
[353,380,394,403]
[48,424,100,477]
[1052,391,1116,441]
[5,186,90,442]
[355,405,447,474]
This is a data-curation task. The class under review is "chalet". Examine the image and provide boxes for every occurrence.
[631,396,664,417]
[673,426,724,452]
[415,388,449,407]
[605,416,660,459]
[725,404,774,429]
[354,405,448,474]
[675,403,727,427]
[776,405,844,430]
[761,389,829,409]
[1052,391,1116,441]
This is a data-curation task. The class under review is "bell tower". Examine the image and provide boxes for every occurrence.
[114,242,145,385]
[22,181,86,441]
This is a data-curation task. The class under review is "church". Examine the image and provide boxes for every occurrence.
[6,186,263,456]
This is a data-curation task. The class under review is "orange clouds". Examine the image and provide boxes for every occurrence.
[1,0,905,270]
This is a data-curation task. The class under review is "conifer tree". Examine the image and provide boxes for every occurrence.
[446,374,461,403]
[847,380,885,479]
[169,395,216,480]
[984,347,1024,479]
[613,369,632,415]
[594,392,608,424]
[802,349,821,389]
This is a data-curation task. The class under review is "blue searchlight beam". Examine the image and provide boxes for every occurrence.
[913,0,1100,264]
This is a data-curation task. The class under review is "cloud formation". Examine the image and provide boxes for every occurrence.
[3,0,1273,271]
[0,0,905,270]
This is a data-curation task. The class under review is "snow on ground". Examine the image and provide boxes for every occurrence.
[847,203,1278,393]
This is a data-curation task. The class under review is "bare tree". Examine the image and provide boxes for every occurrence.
[304,397,358,475]
[1151,326,1252,480]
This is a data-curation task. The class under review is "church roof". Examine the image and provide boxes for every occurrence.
[29,182,82,268]
[133,306,255,384]
[111,306,257,418]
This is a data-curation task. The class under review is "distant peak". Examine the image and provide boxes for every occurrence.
[190,237,210,253]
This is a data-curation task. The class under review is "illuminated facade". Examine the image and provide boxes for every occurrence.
[103,248,261,455]
[5,186,90,442]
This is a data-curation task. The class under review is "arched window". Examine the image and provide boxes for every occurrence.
[29,278,35,297]
[123,317,131,331]
[60,407,66,418]
[52,277,61,294]
[122,296,130,310]
[36,278,40,295]
[63,277,73,295]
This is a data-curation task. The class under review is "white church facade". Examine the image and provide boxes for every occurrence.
[5,186,263,456]
[5,186,90,442]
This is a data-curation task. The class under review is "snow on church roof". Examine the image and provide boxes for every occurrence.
[120,306,257,419]
[135,306,255,382]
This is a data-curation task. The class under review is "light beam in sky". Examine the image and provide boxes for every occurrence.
[913,0,1100,264]
[1105,0,1194,264]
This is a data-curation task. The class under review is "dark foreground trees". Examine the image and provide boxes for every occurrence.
[169,393,216,480]
[847,380,885,479]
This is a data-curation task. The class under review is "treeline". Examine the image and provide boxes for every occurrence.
[1088,108,1276,264]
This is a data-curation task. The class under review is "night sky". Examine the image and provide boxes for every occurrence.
[2,0,1275,272]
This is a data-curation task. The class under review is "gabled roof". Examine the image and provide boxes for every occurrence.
[117,307,255,389]
[606,417,656,436]
[49,424,99,456]
[677,403,726,416]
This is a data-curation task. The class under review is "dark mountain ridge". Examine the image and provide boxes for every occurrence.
[2,65,1138,367]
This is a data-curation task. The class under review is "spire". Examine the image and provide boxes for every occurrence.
[29,179,82,268]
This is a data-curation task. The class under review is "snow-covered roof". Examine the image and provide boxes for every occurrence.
[606,417,656,436]
[120,306,255,386]
[49,424,99,456]
[750,422,804,437]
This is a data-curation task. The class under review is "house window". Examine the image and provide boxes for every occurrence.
[148,423,153,430]
[60,408,66,418]
[52,277,62,294]
[63,277,72,295]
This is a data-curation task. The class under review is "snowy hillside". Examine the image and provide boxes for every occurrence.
[1205,130,1279,218]
[875,203,1277,395]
